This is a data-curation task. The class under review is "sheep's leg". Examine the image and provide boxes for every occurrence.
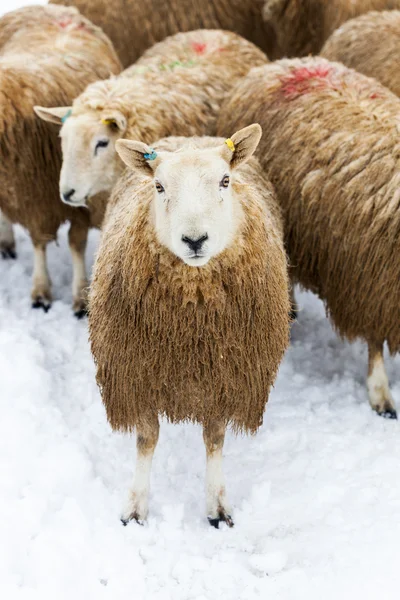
[367,342,397,419]
[121,416,160,526]
[68,222,88,318]
[0,211,16,259]
[31,242,52,312]
[203,420,234,529]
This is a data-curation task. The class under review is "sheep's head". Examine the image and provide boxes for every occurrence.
[34,105,127,207]
[116,124,262,267]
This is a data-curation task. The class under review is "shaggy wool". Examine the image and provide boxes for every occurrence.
[50,0,274,67]
[321,11,400,98]
[89,136,290,434]
[262,0,400,58]
[217,57,400,354]
[0,5,121,247]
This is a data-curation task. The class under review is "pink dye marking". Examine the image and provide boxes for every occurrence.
[280,64,335,99]
[57,17,88,32]
[192,42,207,55]
[370,92,382,100]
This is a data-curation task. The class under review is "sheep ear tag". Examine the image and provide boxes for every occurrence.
[143,149,157,161]
[225,138,235,153]
[61,109,72,124]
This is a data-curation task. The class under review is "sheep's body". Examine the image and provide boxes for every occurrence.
[48,29,267,214]
[217,57,400,417]
[50,0,273,67]
[89,133,290,524]
[90,135,289,433]
[321,11,400,97]
[0,5,121,312]
[263,0,400,58]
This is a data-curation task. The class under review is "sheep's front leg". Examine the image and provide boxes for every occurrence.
[367,342,397,419]
[121,416,160,526]
[31,242,52,311]
[0,210,16,259]
[203,420,234,529]
[68,222,88,318]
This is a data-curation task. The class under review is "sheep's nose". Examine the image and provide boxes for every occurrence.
[62,189,75,203]
[182,233,208,253]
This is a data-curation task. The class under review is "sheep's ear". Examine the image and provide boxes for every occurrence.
[116,139,161,175]
[100,110,127,133]
[221,123,262,169]
[34,106,72,125]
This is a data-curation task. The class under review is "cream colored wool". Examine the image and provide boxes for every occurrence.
[322,11,400,98]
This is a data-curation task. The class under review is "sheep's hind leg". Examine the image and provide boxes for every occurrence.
[68,222,88,318]
[0,211,16,259]
[367,342,397,419]
[121,416,160,526]
[203,420,234,529]
[31,242,52,312]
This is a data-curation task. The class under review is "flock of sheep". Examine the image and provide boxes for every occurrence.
[1,0,400,528]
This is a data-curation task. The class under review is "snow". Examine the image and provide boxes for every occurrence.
[1,1,400,599]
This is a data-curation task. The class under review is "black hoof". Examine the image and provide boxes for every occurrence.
[32,299,51,313]
[1,248,16,259]
[379,409,398,420]
[208,514,234,529]
[120,515,144,527]
[74,308,87,320]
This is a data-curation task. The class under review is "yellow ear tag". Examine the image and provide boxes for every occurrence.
[101,118,115,126]
[225,138,235,152]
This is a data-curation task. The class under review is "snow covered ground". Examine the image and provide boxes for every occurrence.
[1,1,400,599]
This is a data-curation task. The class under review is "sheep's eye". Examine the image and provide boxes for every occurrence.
[220,175,230,188]
[155,181,164,194]
[95,139,109,155]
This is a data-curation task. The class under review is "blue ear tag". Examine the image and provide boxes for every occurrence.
[61,109,72,124]
[144,149,157,161]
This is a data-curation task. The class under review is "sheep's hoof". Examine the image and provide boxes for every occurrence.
[74,307,87,320]
[1,246,16,259]
[208,509,234,529]
[32,297,51,312]
[377,407,398,420]
[120,514,145,527]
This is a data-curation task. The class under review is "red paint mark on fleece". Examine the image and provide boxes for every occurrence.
[280,65,334,99]
[370,92,383,100]
[57,17,89,32]
[192,42,207,55]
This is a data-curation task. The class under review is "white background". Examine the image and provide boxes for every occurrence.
[1,1,400,598]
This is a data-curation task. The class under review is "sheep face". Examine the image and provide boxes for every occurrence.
[116,124,262,267]
[34,105,126,206]
[59,112,126,206]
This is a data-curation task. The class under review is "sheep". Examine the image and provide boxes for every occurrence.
[88,125,290,526]
[35,29,268,219]
[50,0,278,68]
[0,5,121,315]
[262,0,400,58]
[217,57,400,419]
[321,11,400,98]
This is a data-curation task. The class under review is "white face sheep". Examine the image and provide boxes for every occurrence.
[35,29,268,212]
[88,125,290,526]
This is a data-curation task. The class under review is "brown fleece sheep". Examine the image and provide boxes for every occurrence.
[50,0,276,67]
[321,11,400,97]
[0,5,121,314]
[217,57,400,419]
[36,29,267,219]
[263,0,400,58]
[89,127,290,526]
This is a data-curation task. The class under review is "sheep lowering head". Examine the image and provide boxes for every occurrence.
[88,126,290,526]
[35,29,268,211]
[217,57,400,419]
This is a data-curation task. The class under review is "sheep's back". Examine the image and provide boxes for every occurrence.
[89,136,290,434]
[217,58,400,352]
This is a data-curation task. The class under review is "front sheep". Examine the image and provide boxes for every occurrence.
[0,5,121,314]
[89,125,290,526]
[321,11,400,97]
[217,57,400,419]
[35,29,267,223]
